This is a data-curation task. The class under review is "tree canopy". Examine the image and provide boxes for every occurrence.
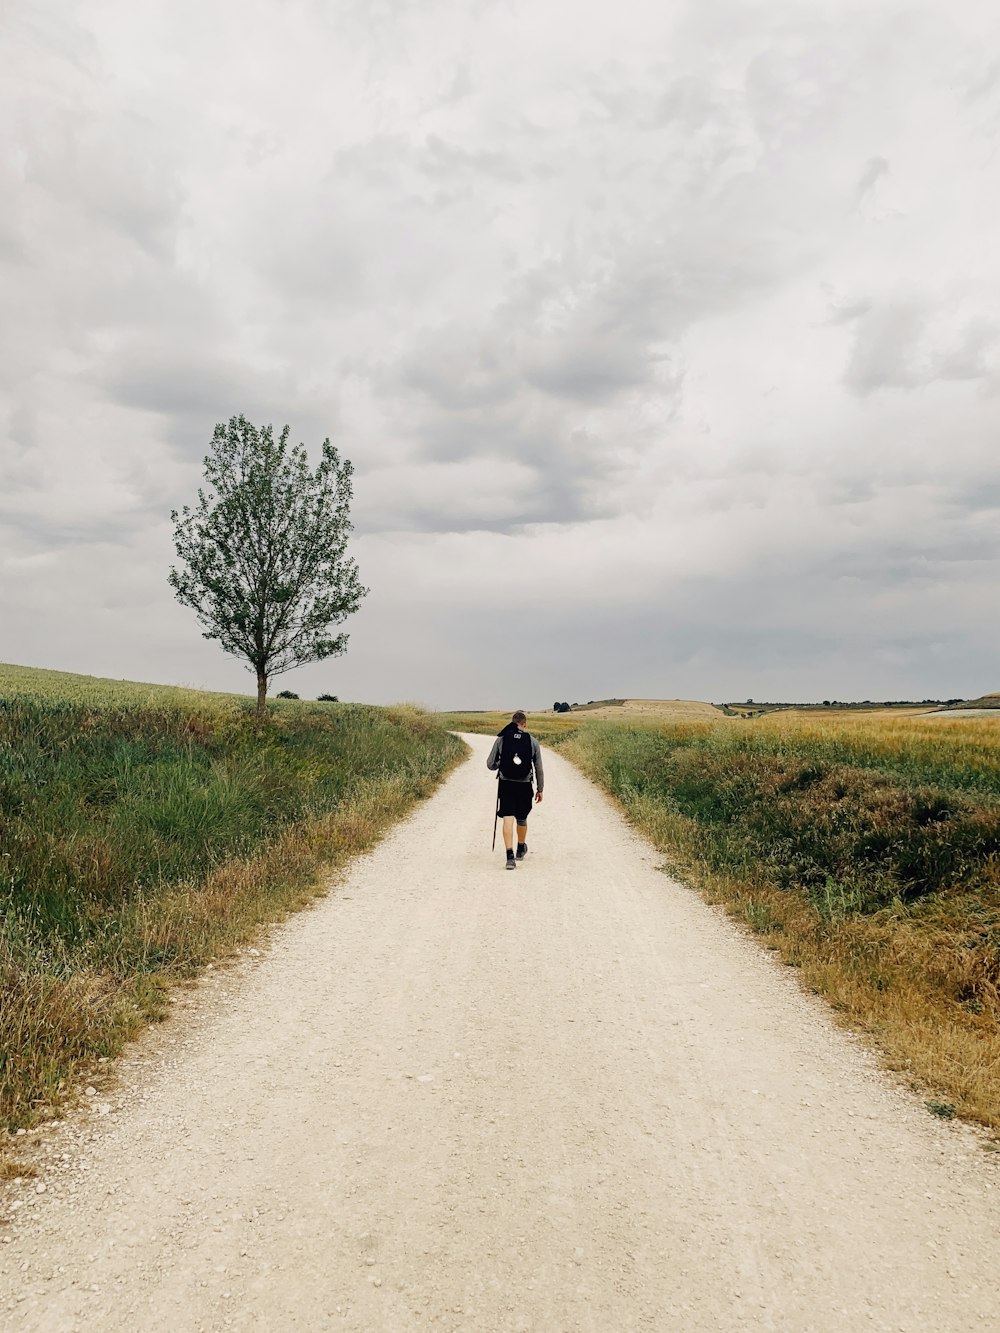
[169,415,367,720]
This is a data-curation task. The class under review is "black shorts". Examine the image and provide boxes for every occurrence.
[498,779,533,822]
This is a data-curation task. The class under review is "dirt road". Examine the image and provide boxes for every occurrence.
[2,734,998,1332]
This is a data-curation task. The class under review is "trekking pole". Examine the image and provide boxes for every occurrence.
[491,784,501,850]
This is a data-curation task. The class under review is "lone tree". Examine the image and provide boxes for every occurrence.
[169,415,367,723]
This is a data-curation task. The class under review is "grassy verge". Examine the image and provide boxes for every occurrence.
[557,715,1000,1133]
[2,668,465,1133]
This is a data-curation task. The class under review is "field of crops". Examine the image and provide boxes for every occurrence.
[0,661,247,710]
[1,664,464,1134]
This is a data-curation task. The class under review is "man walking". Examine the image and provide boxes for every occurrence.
[486,710,544,870]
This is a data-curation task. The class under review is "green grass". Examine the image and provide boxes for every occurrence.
[1,664,465,1133]
[561,721,1000,912]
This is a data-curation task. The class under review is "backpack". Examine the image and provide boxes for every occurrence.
[498,729,533,780]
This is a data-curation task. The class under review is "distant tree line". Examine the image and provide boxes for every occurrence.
[719,698,966,715]
[274,690,339,701]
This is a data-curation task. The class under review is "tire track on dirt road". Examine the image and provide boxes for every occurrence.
[2,733,998,1331]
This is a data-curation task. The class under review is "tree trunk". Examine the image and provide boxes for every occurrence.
[256,670,268,726]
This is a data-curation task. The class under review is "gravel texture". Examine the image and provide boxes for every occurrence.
[1,733,998,1331]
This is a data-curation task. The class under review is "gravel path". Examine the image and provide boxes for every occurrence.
[2,734,998,1332]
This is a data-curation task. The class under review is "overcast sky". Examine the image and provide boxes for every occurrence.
[3,0,1000,709]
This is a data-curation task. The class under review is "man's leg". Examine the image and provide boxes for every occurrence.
[503,815,518,868]
[499,783,517,868]
[516,794,530,859]
[502,815,515,851]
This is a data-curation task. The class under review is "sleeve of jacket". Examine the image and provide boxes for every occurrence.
[486,737,502,771]
[531,737,544,792]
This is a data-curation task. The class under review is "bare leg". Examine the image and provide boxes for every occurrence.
[516,823,527,845]
[502,815,515,851]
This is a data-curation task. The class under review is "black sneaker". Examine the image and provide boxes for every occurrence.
[516,842,528,860]
[506,853,517,870]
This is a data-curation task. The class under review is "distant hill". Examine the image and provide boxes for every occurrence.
[542,697,987,722]
[0,660,247,708]
[721,698,965,717]
[561,699,724,721]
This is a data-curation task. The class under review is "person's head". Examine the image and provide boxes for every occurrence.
[512,710,527,729]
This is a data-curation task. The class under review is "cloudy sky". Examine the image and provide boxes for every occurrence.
[3,0,1000,708]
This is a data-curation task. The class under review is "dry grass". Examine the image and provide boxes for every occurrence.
[582,698,724,721]
[0,1159,37,1182]
[746,709,1000,791]
[783,707,932,719]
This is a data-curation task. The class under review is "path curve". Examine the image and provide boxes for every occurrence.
[2,734,998,1331]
